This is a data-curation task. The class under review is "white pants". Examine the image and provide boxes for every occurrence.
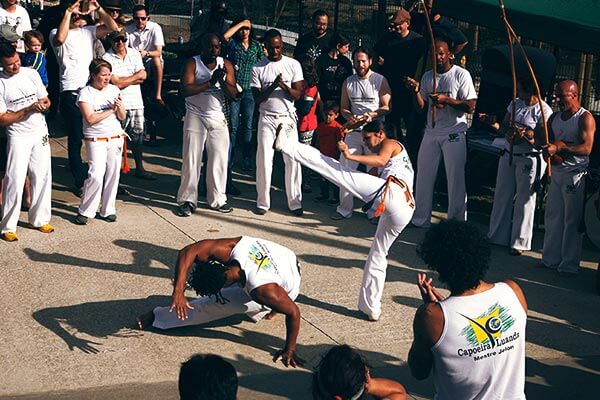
[488,152,546,251]
[280,140,414,318]
[542,169,586,273]
[177,113,229,209]
[78,137,123,218]
[412,132,467,227]
[256,113,302,211]
[337,130,373,218]
[1,134,52,233]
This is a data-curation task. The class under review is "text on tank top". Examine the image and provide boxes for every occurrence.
[431,282,527,400]
[551,107,589,172]
[185,56,226,117]
[346,72,385,118]
[378,141,414,188]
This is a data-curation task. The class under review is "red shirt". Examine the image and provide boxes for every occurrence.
[297,85,319,132]
[315,121,342,158]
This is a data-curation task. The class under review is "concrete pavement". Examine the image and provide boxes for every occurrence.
[1,116,599,399]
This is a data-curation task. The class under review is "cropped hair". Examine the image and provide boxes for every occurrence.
[418,220,491,294]
[312,345,368,400]
[132,4,149,15]
[362,120,396,140]
[328,32,349,51]
[89,59,112,75]
[179,354,238,400]
[187,259,230,304]
[264,28,281,42]
[312,9,329,20]
[325,101,340,113]
[352,46,372,60]
[0,42,16,58]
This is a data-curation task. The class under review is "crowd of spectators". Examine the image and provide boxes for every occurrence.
[0,1,595,399]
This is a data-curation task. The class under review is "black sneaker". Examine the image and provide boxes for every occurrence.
[175,202,194,217]
[290,208,303,217]
[254,208,268,215]
[74,214,88,225]
[213,203,233,213]
[100,214,117,222]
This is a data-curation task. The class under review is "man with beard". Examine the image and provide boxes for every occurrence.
[251,29,304,216]
[333,46,391,221]
[541,80,596,275]
[374,8,425,163]
[404,38,476,227]
[293,10,332,61]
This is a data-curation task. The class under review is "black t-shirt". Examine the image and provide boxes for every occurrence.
[293,31,333,60]
[410,13,467,51]
[315,53,353,104]
[374,30,426,95]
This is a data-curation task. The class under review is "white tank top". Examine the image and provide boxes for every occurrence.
[551,107,589,172]
[378,141,414,188]
[431,282,526,400]
[229,236,301,298]
[345,71,385,118]
[185,56,226,118]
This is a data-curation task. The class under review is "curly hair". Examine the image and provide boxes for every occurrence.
[299,55,319,87]
[418,220,491,294]
[179,354,238,400]
[312,345,368,400]
[187,259,230,304]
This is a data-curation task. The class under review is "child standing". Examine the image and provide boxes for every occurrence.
[21,31,48,87]
[315,103,342,203]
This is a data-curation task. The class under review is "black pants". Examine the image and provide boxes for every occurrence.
[59,90,86,188]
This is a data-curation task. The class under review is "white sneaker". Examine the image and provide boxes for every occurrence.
[273,123,287,151]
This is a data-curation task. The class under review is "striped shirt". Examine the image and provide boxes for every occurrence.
[226,38,263,90]
[102,48,144,110]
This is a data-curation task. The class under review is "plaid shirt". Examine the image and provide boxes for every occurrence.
[226,38,263,91]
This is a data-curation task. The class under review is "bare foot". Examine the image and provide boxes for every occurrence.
[264,311,278,320]
[136,311,155,330]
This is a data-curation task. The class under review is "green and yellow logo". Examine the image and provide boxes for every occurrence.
[459,303,515,348]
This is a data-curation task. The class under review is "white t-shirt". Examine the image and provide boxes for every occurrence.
[251,55,304,114]
[505,98,552,152]
[125,21,165,53]
[0,68,48,137]
[229,236,301,298]
[185,56,226,118]
[50,26,97,92]
[77,84,124,137]
[345,72,386,118]
[102,49,144,110]
[0,5,32,53]
[420,65,477,136]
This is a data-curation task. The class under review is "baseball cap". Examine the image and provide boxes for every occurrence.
[0,24,21,42]
[107,27,127,41]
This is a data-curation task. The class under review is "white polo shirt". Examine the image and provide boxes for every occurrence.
[125,20,165,53]
[0,68,48,137]
[102,48,145,110]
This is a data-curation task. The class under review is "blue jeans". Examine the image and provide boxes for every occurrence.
[59,90,86,188]
[229,90,255,166]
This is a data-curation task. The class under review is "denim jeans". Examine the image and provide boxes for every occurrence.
[229,90,255,166]
[59,90,86,188]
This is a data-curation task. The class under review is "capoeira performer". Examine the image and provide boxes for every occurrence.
[541,80,596,275]
[480,79,552,255]
[274,120,414,321]
[334,46,391,220]
[0,44,53,241]
[74,59,126,225]
[175,33,237,217]
[405,38,477,227]
[251,29,304,216]
[136,236,303,367]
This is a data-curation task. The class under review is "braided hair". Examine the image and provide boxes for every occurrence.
[187,259,231,304]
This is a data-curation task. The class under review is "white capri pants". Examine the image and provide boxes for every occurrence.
[280,139,414,318]
[337,130,373,218]
[1,134,52,233]
[412,132,467,227]
[177,112,229,209]
[78,136,124,219]
[488,152,545,251]
[542,169,586,273]
[256,112,302,212]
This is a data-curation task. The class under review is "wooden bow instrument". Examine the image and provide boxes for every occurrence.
[421,0,437,128]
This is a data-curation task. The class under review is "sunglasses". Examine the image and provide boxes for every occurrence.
[107,8,120,13]
[112,37,127,43]
[133,16,148,21]
[239,27,250,31]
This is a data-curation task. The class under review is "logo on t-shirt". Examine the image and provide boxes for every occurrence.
[248,242,279,274]
[456,303,520,360]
